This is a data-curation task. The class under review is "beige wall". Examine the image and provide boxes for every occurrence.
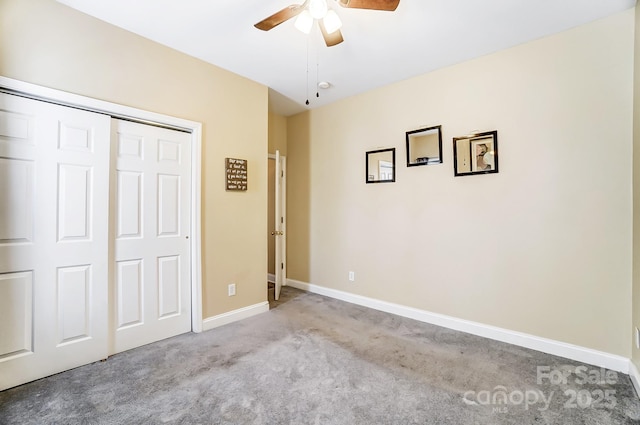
[268,111,288,155]
[287,113,311,282]
[633,4,640,370]
[287,10,634,356]
[0,0,268,317]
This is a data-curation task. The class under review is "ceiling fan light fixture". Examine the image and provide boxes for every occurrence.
[308,0,328,19]
[294,10,314,34]
[322,10,342,34]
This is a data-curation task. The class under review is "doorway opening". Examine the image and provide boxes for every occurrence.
[268,152,286,304]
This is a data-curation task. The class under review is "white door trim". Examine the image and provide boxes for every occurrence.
[281,155,287,286]
[268,153,287,292]
[0,76,204,333]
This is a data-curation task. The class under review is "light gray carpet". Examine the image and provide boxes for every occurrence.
[1,286,639,424]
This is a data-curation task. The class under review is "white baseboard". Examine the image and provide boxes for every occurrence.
[287,279,630,373]
[630,361,640,397]
[267,273,275,284]
[202,301,269,332]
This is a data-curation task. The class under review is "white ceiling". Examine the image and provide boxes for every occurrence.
[57,0,635,116]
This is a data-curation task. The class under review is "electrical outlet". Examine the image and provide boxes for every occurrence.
[228,283,236,297]
[348,271,355,282]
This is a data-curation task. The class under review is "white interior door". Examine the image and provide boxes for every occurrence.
[110,119,191,354]
[0,93,110,391]
[274,151,286,300]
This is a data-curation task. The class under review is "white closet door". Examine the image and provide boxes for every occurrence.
[110,119,191,354]
[0,93,110,391]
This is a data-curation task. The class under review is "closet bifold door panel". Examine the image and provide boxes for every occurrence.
[110,119,192,355]
[0,93,111,391]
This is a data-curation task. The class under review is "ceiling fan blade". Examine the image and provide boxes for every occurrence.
[254,2,308,31]
[319,20,344,47]
[337,0,399,11]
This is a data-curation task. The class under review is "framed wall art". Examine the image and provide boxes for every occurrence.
[453,131,498,177]
[406,125,442,167]
[366,148,395,183]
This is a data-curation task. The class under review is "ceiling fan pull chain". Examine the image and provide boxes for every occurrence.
[305,35,310,105]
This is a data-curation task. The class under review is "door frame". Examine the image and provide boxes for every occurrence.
[268,153,287,293]
[0,76,204,333]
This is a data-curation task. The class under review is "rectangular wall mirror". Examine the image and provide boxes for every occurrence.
[453,130,498,176]
[366,148,395,183]
[406,125,442,167]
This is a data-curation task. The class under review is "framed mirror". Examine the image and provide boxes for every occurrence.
[366,148,395,183]
[453,131,498,176]
[406,125,442,167]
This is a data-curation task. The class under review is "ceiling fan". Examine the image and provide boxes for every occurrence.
[254,0,400,47]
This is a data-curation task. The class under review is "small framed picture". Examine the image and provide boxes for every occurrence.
[453,131,498,176]
[365,148,395,184]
